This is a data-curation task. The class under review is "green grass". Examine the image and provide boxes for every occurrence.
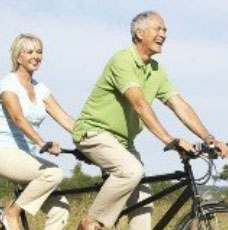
[1,169,228,230]
[0,194,191,230]
[2,193,228,230]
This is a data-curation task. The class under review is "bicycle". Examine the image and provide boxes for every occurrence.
[0,140,228,230]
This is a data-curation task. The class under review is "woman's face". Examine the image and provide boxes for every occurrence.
[17,41,43,73]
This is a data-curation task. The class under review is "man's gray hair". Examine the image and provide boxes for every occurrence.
[131,11,159,43]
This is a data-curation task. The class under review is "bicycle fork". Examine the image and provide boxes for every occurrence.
[184,159,213,230]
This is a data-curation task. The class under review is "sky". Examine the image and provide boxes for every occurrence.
[0,0,228,185]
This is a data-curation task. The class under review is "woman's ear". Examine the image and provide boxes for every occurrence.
[17,54,22,65]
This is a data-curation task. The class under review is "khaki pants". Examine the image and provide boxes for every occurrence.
[0,146,69,230]
[76,131,153,230]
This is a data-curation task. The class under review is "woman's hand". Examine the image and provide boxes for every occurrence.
[40,141,61,156]
[46,141,61,156]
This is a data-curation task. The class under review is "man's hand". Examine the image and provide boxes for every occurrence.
[178,139,195,153]
[165,138,195,154]
[204,136,228,158]
[214,141,228,158]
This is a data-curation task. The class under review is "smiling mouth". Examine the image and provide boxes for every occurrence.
[30,61,40,66]
[155,41,163,46]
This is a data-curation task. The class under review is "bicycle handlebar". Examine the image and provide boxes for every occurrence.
[39,142,93,165]
[61,148,94,165]
[40,140,227,165]
[164,139,228,159]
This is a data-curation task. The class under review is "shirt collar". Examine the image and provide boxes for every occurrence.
[129,44,153,76]
[129,44,145,68]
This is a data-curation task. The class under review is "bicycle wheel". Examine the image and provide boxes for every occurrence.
[176,201,228,230]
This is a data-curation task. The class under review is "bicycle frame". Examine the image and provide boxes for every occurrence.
[14,156,202,230]
[118,156,199,230]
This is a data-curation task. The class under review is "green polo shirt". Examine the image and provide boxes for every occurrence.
[73,44,178,147]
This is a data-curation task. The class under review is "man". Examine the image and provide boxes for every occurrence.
[73,11,228,230]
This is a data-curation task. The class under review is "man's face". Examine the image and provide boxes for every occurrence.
[137,15,167,55]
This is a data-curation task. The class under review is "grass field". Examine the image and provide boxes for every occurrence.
[1,193,228,230]
[0,193,191,230]
[1,175,228,230]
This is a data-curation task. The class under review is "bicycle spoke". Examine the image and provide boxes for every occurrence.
[176,203,228,230]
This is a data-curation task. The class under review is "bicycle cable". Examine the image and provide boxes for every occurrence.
[193,154,215,185]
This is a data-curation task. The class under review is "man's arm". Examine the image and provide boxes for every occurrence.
[166,95,228,156]
[166,95,210,140]
[124,87,195,152]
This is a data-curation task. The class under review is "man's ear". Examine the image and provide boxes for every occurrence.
[135,28,144,41]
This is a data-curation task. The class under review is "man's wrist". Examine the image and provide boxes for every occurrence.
[203,134,215,141]
[163,136,176,145]
[203,134,217,145]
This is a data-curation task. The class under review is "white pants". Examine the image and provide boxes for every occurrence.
[76,131,153,230]
[0,146,69,230]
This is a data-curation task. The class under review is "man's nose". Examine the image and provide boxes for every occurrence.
[159,29,166,38]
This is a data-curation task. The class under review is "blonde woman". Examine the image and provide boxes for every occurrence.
[0,33,74,230]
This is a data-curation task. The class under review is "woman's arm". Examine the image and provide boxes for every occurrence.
[1,91,45,147]
[44,94,75,133]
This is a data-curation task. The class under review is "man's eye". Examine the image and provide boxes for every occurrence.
[152,27,160,32]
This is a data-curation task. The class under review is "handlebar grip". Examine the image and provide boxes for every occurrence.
[40,146,93,164]
[164,139,180,152]
[40,142,53,154]
[60,148,94,165]
[164,139,196,158]
[60,148,75,153]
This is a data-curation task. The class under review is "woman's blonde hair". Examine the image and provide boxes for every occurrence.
[11,33,43,72]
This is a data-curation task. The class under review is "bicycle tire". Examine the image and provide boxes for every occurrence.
[176,201,228,230]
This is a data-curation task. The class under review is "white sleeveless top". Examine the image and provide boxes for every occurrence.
[0,73,50,154]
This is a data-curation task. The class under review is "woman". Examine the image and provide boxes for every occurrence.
[0,33,75,230]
